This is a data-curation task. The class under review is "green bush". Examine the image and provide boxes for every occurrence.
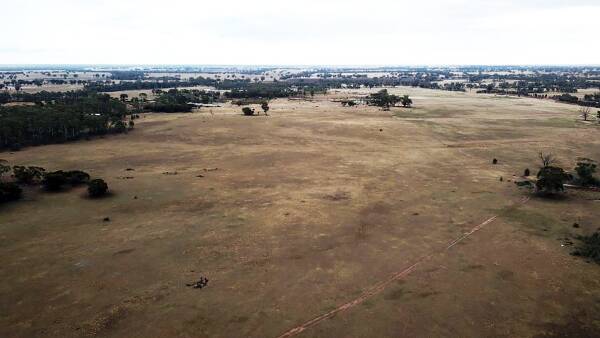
[0,182,22,203]
[88,179,108,198]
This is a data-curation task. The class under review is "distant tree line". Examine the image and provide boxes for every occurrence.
[142,89,222,113]
[84,77,218,92]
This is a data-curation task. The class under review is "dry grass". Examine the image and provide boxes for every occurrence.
[1,87,600,337]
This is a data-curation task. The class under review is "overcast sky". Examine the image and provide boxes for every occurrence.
[1,0,599,65]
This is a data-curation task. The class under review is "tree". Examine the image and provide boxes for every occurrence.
[400,95,413,107]
[536,166,569,195]
[574,158,597,186]
[120,94,129,102]
[580,106,591,121]
[242,107,255,116]
[261,101,270,116]
[13,166,45,184]
[88,179,108,198]
[539,152,556,168]
[65,170,90,186]
[42,171,68,191]
[113,120,127,133]
[367,89,400,110]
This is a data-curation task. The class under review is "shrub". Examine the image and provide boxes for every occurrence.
[572,232,600,264]
[574,158,598,186]
[0,182,22,203]
[242,107,255,116]
[13,166,45,184]
[42,171,68,191]
[88,179,108,198]
[524,168,530,176]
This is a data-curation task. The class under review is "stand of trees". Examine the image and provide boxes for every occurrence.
[366,90,412,109]
[84,77,218,92]
[0,93,128,150]
[0,161,109,204]
[142,89,221,113]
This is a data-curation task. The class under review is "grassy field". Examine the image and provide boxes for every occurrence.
[1,87,600,337]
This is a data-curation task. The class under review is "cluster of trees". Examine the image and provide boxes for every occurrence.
[241,101,270,116]
[552,93,600,108]
[142,89,221,113]
[109,71,146,80]
[2,89,92,104]
[224,82,296,99]
[0,93,129,150]
[583,92,600,107]
[468,72,597,93]
[84,77,218,92]
[528,153,599,196]
[0,161,109,204]
[367,90,412,110]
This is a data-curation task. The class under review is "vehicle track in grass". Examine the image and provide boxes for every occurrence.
[277,196,531,338]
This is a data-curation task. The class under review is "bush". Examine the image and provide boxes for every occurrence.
[65,170,90,186]
[574,158,597,186]
[13,166,45,184]
[242,107,255,116]
[42,171,68,191]
[0,182,22,203]
[572,232,600,264]
[88,179,108,198]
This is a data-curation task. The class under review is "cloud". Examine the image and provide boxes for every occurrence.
[1,0,598,65]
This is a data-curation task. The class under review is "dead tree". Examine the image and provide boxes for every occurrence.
[539,152,556,168]
[580,106,591,121]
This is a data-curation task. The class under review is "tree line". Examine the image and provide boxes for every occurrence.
[0,93,129,150]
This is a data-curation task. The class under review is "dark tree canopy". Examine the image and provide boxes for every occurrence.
[0,182,22,203]
[0,93,128,150]
[367,89,400,110]
[88,179,108,198]
[536,166,570,195]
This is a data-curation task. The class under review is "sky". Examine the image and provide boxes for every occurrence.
[1,0,599,66]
